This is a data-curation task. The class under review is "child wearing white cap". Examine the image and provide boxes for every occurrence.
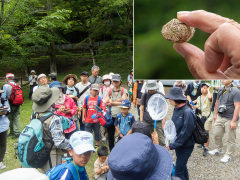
[55,131,95,180]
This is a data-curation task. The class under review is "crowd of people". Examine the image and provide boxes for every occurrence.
[0,73,239,180]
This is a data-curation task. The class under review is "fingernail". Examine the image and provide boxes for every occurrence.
[177,11,191,15]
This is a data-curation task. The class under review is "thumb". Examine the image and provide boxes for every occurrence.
[173,42,227,79]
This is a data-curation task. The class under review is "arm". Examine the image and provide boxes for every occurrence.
[82,107,86,124]
[214,100,219,123]
[186,95,192,103]
[140,105,144,121]
[126,129,132,135]
[115,126,123,137]
[162,117,166,130]
[207,87,212,101]
[230,102,240,129]
[49,116,70,150]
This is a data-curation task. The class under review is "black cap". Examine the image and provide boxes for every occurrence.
[132,121,151,139]
[81,71,89,77]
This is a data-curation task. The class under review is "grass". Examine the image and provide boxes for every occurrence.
[0,83,110,180]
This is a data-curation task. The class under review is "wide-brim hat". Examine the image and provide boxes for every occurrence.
[165,87,187,100]
[102,74,111,82]
[107,133,173,180]
[32,87,60,112]
[63,74,79,85]
[30,70,36,74]
[144,80,159,90]
[202,83,210,87]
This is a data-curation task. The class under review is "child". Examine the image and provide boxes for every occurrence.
[82,84,104,149]
[114,100,135,141]
[94,146,109,180]
[56,131,95,180]
[194,83,212,156]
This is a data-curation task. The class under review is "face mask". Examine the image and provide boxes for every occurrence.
[104,81,110,86]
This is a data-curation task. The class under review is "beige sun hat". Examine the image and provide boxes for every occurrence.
[32,86,60,112]
[63,74,79,85]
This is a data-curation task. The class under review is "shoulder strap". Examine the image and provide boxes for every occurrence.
[85,95,90,109]
[97,96,101,106]
[182,105,189,119]
[128,114,133,126]
[39,113,54,123]
[117,113,121,124]
[121,87,124,96]
[109,88,112,97]
[79,84,91,97]
[65,163,80,180]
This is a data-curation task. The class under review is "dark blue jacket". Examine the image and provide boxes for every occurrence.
[169,104,196,149]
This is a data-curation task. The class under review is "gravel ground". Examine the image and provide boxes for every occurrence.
[129,87,240,180]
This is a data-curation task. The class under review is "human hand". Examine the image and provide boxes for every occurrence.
[230,121,237,129]
[213,114,217,123]
[151,131,159,145]
[82,118,85,124]
[64,108,71,114]
[173,10,240,79]
[119,134,124,138]
[59,105,65,112]
[166,145,170,151]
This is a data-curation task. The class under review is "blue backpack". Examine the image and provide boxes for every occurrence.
[116,113,134,126]
[46,161,87,180]
[17,113,54,168]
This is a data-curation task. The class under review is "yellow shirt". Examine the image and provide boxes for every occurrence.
[197,95,212,117]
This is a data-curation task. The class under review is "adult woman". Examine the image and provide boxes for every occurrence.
[0,89,10,169]
[54,83,77,139]
[63,74,80,130]
[132,80,144,117]
[28,70,37,99]
[165,87,196,180]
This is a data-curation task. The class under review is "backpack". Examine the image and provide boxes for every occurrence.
[85,95,101,117]
[97,110,113,128]
[109,87,125,97]
[116,113,134,126]
[182,106,209,144]
[46,161,87,180]
[18,113,54,168]
[8,83,24,105]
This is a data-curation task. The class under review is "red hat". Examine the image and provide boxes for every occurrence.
[5,73,14,79]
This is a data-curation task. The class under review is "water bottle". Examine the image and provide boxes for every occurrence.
[62,153,68,164]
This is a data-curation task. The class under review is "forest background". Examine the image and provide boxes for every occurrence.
[0,0,133,81]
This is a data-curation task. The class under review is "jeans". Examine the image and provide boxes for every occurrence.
[174,146,194,180]
[29,85,34,99]
[137,105,140,117]
[107,117,116,151]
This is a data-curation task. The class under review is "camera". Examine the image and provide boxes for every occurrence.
[218,105,227,114]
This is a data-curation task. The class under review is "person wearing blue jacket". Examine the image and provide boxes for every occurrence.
[165,87,196,180]
[0,89,10,169]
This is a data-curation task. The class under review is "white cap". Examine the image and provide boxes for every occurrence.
[70,131,95,155]
[37,74,47,81]
[103,74,111,81]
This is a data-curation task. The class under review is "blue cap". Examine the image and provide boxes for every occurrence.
[107,133,173,180]
[119,99,131,108]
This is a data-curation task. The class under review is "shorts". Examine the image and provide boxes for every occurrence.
[85,122,102,141]
[204,114,213,131]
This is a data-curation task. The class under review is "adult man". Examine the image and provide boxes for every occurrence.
[208,80,240,163]
[185,80,202,108]
[75,71,91,131]
[49,72,61,88]
[88,65,103,85]
[140,80,166,146]
[211,80,223,112]
[33,74,48,92]
[2,73,21,139]
[32,86,70,172]
[28,70,37,99]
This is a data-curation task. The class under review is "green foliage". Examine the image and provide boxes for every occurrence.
[98,41,129,54]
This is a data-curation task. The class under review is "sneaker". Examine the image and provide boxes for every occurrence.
[197,145,204,149]
[203,148,209,157]
[0,162,6,169]
[208,149,222,155]
[220,154,231,163]
[94,145,99,151]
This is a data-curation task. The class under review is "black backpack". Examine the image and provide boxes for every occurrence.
[182,106,209,144]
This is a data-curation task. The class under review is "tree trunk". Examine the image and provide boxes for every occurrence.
[89,36,96,65]
[49,41,57,73]
[0,0,4,28]
[47,0,57,74]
